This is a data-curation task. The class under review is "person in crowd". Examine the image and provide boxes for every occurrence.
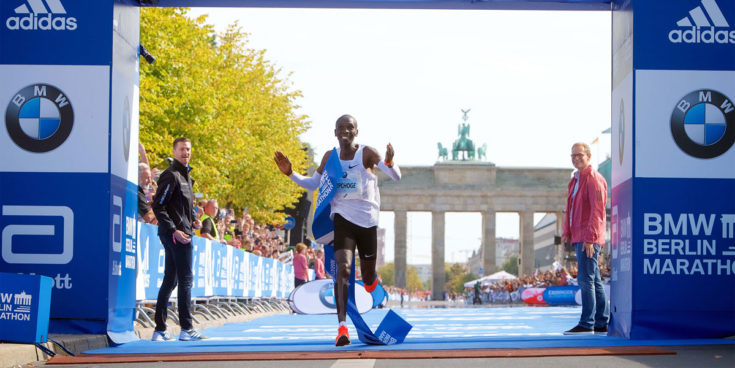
[138,163,157,225]
[151,137,206,341]
[314,248,326,280]
[199,199,220,241]
[562,142,609,335]
[275,114,402,346]
[293,242,309,287]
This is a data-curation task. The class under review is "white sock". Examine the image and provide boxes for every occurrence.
[339,321,345,327]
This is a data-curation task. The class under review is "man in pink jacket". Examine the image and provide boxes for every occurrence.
[562,142,609,335]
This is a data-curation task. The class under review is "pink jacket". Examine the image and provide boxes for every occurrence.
[562,165,607,245]
[294,253,309,281]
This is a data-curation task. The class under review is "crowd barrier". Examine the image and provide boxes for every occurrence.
[135,223,294,301]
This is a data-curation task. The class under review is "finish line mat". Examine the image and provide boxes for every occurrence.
[51,307,733,363]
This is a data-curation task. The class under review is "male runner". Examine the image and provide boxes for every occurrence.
[274,114,401,346]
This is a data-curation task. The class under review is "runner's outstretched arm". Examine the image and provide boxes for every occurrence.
[274,150,329,191]
[378,143,401,181]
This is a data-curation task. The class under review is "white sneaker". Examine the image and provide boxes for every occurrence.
[151,331,174,341]
[179,329,208,341]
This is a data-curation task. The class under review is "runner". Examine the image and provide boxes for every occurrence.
[274,114,401,346]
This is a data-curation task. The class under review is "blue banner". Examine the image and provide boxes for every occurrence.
[136,223,294,301]
[312,148,341,244]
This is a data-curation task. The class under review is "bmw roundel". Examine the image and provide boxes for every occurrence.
[5,84,74,153]
[671,89,734,159]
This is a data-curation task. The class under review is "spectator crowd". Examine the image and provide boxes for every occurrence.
[464,265,612,305]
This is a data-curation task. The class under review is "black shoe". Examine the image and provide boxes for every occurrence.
[594,325,608,335]
[563,325,594,335]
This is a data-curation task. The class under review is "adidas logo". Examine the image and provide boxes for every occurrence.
[5,0,77,31]
[668,0,734,44]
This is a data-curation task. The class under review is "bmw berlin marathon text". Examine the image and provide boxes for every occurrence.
[643,213,735,276]
[0,291,32,322]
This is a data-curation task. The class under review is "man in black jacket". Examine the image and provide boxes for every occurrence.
[151,137,205,341]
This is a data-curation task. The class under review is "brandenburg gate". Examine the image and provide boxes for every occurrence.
[377,112,570,300]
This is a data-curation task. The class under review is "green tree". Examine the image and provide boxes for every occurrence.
[406,265,424,291]
[377,263,394,287]
[444,263,474,294]
[139,8,310,223]
[503,255,519,276]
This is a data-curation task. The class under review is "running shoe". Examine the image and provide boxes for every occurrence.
[364,279,379,293]
[335,325,350,346]
[179,329,208,341]
[563,325,594,335]
[151,331,174,341]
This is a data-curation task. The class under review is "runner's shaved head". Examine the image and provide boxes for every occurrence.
[336,114,357,128]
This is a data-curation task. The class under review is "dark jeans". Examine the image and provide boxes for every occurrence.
[295,278,306,287]
[154,234,194,331]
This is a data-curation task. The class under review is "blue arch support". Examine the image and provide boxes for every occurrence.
[1,0,733,342]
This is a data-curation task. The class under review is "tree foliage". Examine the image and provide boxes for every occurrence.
[377,262,394,287]
[444,263,476,293]
[139,8,310,223]
[406,265,424,291]
[503,255,519,276]
[377,263,424,291]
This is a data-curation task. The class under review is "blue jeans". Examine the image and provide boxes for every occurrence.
[575,242,609,329]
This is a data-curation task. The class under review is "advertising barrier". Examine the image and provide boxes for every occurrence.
[136,223,294,301]
[0,273,52,343]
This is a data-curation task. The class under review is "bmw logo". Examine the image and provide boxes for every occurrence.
[5,84,74,153]
[318,281,336,308]
[671,89,734,159]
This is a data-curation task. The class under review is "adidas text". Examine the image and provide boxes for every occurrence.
[6,13,77,31]
[669,27,735,44]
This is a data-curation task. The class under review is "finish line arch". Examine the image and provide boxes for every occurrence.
[0,0,733,342]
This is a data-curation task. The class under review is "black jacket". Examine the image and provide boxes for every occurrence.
[152,159,196,238]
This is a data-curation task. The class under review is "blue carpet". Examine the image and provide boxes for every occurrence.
[87,307,734,354]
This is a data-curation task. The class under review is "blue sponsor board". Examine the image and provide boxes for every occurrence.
[610,179,634,338]
[0,0,113,65]
[0,273,53,343]
[137,223,293,300]
[631,178,735,339]
[107,176,138,343]
[0,172,111,333]
[634,0,735,71]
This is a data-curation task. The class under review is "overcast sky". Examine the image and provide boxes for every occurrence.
[187,7,612,264]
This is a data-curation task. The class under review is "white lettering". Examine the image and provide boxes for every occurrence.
[33,85,47,97]
[689,214,715,236]
[721,99,734,114]
[54,273,72,289]
[11,94,25,107]
[644,258,732,275]
[644,239,657,254]
[644,213,662,235]
[676,100,691,113]
[668,29,682,43]
[55,93,69,108]
[0,293,12,303]
[699,90,712,102]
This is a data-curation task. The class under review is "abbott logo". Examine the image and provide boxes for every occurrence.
[1,205,73,264]
[5,0,77,31]
[668,0,734,44]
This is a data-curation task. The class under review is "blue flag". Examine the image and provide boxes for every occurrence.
[312,148,341,244]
